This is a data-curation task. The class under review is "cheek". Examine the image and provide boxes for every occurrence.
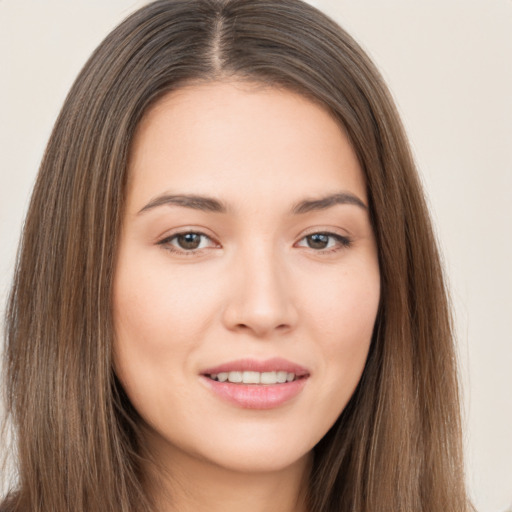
[300,259,380,398]
[114,250,220,339]
[302,261,380,343]
[111,253,221,392]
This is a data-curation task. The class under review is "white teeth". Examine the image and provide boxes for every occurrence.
[228,371,243,383]
[276,371,288,383]
[260,371,277,384]
[209,371,298,384]
[242,371,260,384]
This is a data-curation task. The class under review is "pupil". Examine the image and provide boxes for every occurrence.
[178,233,201,250]
[308,234,329,249]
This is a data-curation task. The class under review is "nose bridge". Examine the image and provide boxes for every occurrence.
[223,239,297,336]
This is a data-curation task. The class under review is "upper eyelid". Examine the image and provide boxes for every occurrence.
[158,227,217,242]
[298,225,352,237]
[296,228,350,240]
[295,232,351,247]
[160,231,217,245]
[297,232,347,241]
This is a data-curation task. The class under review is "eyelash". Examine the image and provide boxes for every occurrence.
[296,232,352,252]
[157,232,218,256]
[158,230,352,256]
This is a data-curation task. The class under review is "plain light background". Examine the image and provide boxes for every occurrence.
[0,1,511,510]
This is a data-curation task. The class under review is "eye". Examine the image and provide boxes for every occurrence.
[158,231,218,254]
[296,232,351,252]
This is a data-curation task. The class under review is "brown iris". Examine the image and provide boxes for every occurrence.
[176,233,202,250]
[306,233,330,249]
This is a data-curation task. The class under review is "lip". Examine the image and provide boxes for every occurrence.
[201,357,309,377]
[200,358,310,410]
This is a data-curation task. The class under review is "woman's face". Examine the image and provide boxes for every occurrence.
[113,81,380,475]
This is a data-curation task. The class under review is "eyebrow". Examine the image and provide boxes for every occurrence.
[292,192,367,214]
[138,194,227,214]
[137,191,367,215]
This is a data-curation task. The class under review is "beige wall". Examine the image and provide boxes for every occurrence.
[1,1,511,510]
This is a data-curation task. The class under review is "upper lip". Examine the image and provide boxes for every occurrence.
[201,357,310,377]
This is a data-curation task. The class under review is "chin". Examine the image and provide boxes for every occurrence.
[144,420,316,476]
[211,444,312,474]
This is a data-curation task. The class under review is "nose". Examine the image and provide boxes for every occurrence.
[221,245,299,338]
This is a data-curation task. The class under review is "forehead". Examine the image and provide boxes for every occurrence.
[127,80,367,211]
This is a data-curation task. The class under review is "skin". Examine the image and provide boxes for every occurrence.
[113,81,380,512]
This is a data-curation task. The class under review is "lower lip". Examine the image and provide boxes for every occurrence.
[201,376,308,409]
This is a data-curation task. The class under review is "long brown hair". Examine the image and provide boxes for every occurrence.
[1,0,473,511]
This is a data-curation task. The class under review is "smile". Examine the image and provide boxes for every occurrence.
[207,371,298,384]
[200,358,310,409]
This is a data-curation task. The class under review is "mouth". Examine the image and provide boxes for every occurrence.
[206,370,302,384]
[200,358,310,409]
[201,357,309,383]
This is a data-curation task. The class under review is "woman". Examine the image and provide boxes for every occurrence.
[1,0,474,511]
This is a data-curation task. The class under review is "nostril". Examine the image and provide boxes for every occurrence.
[221,277,299,336]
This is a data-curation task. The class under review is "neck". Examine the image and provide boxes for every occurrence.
[143,443,312,512]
